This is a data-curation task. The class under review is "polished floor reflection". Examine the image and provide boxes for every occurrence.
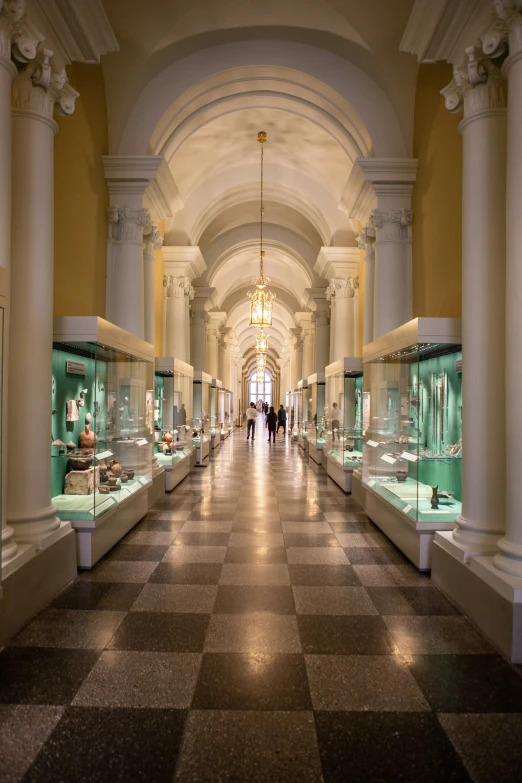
[2,421,522,781]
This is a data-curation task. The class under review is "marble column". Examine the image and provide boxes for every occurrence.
[185,285,193,364]
[206,313,225,380]
[162,246,205,364]
[306,289,330,374]
[493,6,522,577]
[439,45,507,557]
[104,157,163,339]
[8,53,78,546]
[189,287,215,373]
[290,328,303,387]
[0,2,20,565]
[164,275,188,359]
[327,288,336,364]
[315,248,359,361]
[356,159,417,339]
[143,222,162,347]
[296,313,315,380]
[357,224,376,346]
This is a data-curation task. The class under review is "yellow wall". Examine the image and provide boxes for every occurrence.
[412,63,462,318]
[54,64,109,317]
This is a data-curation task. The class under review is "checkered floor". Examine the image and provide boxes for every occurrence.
[2,421,522,782]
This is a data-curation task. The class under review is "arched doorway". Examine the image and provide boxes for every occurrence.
[249,370,272,408]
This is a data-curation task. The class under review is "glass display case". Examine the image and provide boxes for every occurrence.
[218,387,226,437]
[0,269,7,573]
[307,373,325,465]
[361,318,462,569]
[52,317,154,567]
[324,359,363,490]
[297,379,309,451]
[291,387,301,441]
[193,371,211,465]
[210,378,222,448]
[154,357,194,492]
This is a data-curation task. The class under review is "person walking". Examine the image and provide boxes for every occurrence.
[331,402,340,441]
[266,405,277,443]
[246,402,257,440]
[277,404,287,436]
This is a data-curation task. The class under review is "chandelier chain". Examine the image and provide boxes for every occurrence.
[260,137,264,279]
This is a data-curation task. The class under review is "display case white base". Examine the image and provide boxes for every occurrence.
[298,434,309,453]
[308,441,323,465]
[165,454,191,492]
[210,432,221,449]
[70,482,151,569]
[326,456,355,493]
[432,532,522,662]
[351,470,366,508]
[0,527,77,645]
[194,439,210,466]
[363,484,455,571]
[149,467,166,506]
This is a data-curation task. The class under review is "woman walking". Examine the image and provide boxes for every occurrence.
[266,406,277,443]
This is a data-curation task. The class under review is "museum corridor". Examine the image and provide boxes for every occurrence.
[1,428,522,782]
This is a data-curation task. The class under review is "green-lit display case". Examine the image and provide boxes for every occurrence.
[291,387,301,442]
[193,370,211,465]
[360,318,462,570]
[324,358,363,491]
[297,379,309,452]
[210,378,222,448]
[308,373,326,465]
[154,357,194,492]
[52,317,154,567]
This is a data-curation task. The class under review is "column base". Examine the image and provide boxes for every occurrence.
[438,522,500,564]
[2,525,18,564]
[0,526,77,645]
[7,504,62,549]
[432,532,522,663]
[450,514,504,560]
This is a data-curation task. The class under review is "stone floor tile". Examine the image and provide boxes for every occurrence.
[213,585,295,614]
[51,582,143,611]
[383,616,494,654]
[438,713,522,782]
[130,583,217,613]
[298,615,396,655]
[179,521,233,533]
[79,561,158,583]
[219,563,290,586]
[150,562,223,584]
[22,707,187,783]
[315,712,469,783]
[286,547,349,565]
[367,586,460,616]
[346,546,407,565]
[281,521,333,534]
[0,648,99,705]
[205,614,301,653]
[72,651,201,708]
[192,653,312,710]
[228,532,284,547]
[9,609,125,650]
[224,546,288,564]
[107,612,209,653]
[0,705,65,783]
[353,564,431,587]
[124,530,178,546]
[288,564,361,586]
[175,711,322,783]
[284,534,340,547]
[162,545,227,563]
[305,655,430,712]
[173,532,231,546]
[293,586,378,615]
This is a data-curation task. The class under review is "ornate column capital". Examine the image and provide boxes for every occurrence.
[441,43,506,120]
[190,308,209,327]
[330,277,355,300]
[312,309,329,327]
[370,208,413,241]
[357,224,376,259]
[186,283,195,302]
[0,0,24,71]
[107,205,150,242]
[143,222,163,259]
[482,1,522,64]
[163,274,188,299]
[12,48,79,125]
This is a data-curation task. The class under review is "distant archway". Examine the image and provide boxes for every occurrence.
[249,370,273,408]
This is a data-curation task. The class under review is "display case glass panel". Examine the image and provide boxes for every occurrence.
[362,341,462,524]
[292,388,301,437]
[51,331,153,522]
[298,381,309,440]
[154,359,194,460]
[218,388,225,433]
[308,375,325,451]
[324,363,363,470]
[193,372,211,448]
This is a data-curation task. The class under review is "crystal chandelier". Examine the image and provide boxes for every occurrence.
[256,370,264,385]
[248,131,275,327]
[256,354,266,371]
[256,329,268,354]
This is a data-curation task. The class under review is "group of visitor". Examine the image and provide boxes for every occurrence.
[245,402,287,442]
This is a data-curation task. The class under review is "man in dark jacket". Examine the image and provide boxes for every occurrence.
[266,406,277,443]
[277,404,287,436]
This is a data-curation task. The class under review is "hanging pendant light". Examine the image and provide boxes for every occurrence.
[256,370,264,385]
[256,329,268,354]
[248,131,275,327]
[256,354,266,371]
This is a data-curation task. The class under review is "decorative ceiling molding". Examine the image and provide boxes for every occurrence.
[339,164,377,226]
[400,0,493,64]
[355,158,418,184]
[30,0,118,68]
[163,246,207,281]
[314,247,360,280]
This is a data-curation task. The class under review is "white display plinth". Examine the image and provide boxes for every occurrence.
[298,433,308,453]
[194,438,210,466]
[351,470,366,508]
[70,481,151,568]
[148,467,165,506]
[308,440,324,465]
[210,432,221,449]
[164,453,192,492]
[326,455,356,493]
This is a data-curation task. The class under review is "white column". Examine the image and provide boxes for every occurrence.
[190,308,208,373]
[143,222,162,346]
[493,8,522,577]
[164,275,188,359]
[356,159,417,339]
[8,53,78,546]
[185,286,193,364]
[162,246,206,363]
[103,157,164,339]
[290,328,303,386]
[0,4,18,565]
[357,224,376,345]
[438,47,508,556]
[295,313,315,380]
[315,248,359,360]
[312,308,329,373]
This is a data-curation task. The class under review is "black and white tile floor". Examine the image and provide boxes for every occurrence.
[2,418,522,782]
